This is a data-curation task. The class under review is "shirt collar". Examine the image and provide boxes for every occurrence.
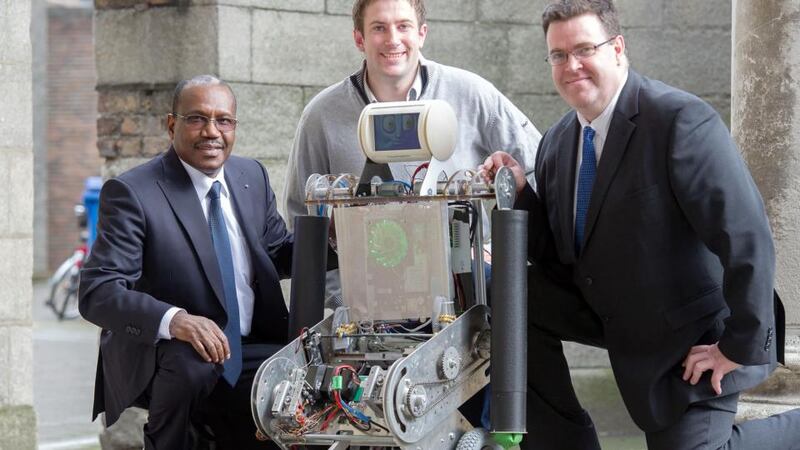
[577,69,629,132]
[178,158,229,201]
[364,63,423,103]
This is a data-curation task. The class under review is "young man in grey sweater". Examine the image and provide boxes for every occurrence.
[281,0,540,430]
[282,0,542,222]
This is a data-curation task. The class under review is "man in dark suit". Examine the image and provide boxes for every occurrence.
[80,75,292,449]
[480,1,800,449]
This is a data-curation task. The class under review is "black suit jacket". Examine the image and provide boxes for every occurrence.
[518,70,782,431]
[79,147,294,426]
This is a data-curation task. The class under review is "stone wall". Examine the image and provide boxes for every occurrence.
[732,0,800,418]
[94,0,733,214]
[0,0,36,448]
[92,1,736,388]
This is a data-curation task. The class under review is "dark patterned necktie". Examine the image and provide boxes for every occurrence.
[575,126,596,255]
[207,181,242,386]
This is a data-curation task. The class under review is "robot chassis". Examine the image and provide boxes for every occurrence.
[251,167,529,449]
[251,101,528,449]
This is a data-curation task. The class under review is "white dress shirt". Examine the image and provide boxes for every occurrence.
[573,70,629,227]
[157,160,256,339]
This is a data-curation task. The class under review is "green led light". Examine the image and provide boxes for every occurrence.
[368,219,408,267]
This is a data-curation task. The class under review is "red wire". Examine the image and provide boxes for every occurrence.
[294,327,309,352]
[411,162,429,183]
[320,406,339,430]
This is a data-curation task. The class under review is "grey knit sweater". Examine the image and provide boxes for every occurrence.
[282,57,542,222]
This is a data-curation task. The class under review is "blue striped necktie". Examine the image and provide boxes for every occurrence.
[575,126,596,255]
[207,181,242,386]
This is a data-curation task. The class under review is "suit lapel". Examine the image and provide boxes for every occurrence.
[555,114,580,259]
[583,71,641,249]
[225,158,286,322]
[156,148,226,308]
[224,159,261,257]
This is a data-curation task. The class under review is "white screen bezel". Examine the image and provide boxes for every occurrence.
[359,102,430,163]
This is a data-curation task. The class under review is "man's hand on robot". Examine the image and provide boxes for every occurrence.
[478,151,526,194]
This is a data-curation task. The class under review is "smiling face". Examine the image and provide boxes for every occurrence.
[353,0,428,92]
[167,84,236,176]
[546,13,627,121]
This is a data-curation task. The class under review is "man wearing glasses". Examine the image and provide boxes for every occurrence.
[480,1,800,449]
[80,75,290,449]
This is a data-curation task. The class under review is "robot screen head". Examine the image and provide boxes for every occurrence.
[358,100,457,164]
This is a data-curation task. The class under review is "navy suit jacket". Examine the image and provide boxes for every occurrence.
[518,70,782,431]
[79,147,294,426]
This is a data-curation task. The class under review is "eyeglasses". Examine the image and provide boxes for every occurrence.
[545,36,618,66]
[171,113,238,132]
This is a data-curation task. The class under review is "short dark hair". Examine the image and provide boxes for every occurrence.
[171,75,237,114]
[352,0,426,34]
[541,0,621,38]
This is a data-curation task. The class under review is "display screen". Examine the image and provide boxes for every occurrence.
[373,113,421,151]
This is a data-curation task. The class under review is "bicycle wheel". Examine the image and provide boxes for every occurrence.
[49,265,81,320]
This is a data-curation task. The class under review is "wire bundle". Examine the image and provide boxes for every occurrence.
[325,364,390,433]
[277,402,336,437]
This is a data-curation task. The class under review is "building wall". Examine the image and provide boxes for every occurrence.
[33,0,48,277]
[92,2,737,372]
[0,0,36,447]
[46,5,102,271]
[94,0,733,215]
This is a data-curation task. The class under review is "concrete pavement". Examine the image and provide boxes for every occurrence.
[33,279,102,449]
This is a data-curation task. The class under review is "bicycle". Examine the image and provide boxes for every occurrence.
[46,204,89,320]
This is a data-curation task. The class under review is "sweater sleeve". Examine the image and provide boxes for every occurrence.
[486,92,542,189]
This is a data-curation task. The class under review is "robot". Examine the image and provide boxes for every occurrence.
[251,100,529,449]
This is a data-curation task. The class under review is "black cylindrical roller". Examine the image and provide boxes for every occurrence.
[490,209,528,433]
[288,215,330,339]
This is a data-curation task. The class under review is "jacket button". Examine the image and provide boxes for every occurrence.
[602,315,610,322]
[585,277,593,286]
